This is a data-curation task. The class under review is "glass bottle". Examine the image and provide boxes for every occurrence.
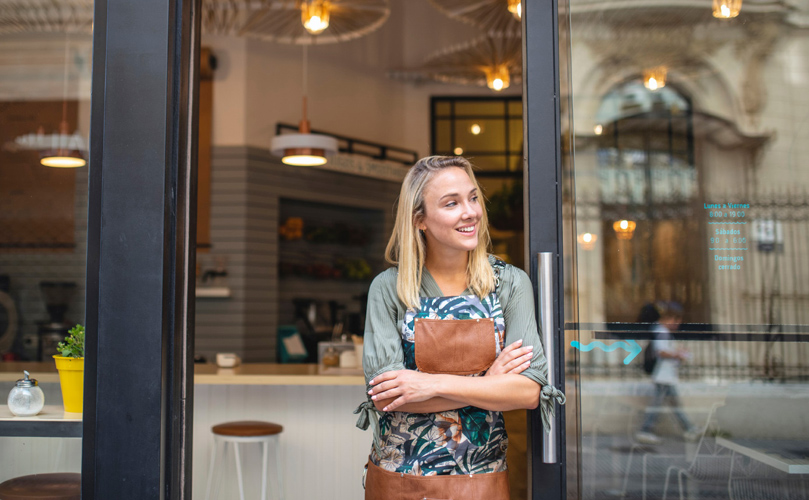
[7,370,45,417]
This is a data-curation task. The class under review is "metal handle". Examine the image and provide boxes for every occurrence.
[538,252,557,464]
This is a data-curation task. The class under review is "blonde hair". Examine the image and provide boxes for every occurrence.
[385,156,494,310]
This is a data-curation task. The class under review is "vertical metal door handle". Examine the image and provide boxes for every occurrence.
[538,252,557,464]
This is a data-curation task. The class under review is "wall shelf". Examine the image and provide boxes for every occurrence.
[196,287,231,298]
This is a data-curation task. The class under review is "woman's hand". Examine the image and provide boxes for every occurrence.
[485,340,533,377]
[368,370,438,412]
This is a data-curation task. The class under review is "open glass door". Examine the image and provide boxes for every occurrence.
[560,1,809,498]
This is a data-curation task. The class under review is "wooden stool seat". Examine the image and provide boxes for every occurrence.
[0,473,81,500]
[212,420,283,437]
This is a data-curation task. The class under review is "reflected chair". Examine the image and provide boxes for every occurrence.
[0,473,80,500]
[204,420,285,500]
[727,452,808,500]
[661,403,732,500]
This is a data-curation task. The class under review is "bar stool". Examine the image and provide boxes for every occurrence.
[205,420,284,500]
[0,473,80,500]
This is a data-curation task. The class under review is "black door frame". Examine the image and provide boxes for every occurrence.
[82,0,566,497]
[83,0,199,498]
[523,0,567,499]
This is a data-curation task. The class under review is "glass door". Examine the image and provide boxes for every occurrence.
[560,1,809,499]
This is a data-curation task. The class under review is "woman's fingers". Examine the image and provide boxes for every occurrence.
[504,351,533,373]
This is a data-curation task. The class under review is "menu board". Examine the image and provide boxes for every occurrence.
[706,202,749,270]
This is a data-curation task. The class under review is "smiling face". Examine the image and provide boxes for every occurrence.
[417,166,483,257]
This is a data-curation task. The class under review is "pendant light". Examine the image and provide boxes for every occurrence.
[613,219,637,240]
[713,0,742,18]
[270,46,337,166]
[14,37,87,167]
[643,66,667,91]
[484,64,510,91]
[507,0,521,20]
[301,0,331,35]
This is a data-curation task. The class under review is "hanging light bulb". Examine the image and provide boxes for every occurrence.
[612,220,637,240]
[507,0,521,20]
[713,0,742,18]
[643,66,667,91]
[301,0,331,35]
[470,124,482,135]
[577,232,598,250]
[594,124,603,135]
[485,65,510,91]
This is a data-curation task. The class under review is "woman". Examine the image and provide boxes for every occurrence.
[354,156,564,500]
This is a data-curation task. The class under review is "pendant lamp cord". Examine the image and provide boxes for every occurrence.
[59,35,71,135]
[301,45,308,123]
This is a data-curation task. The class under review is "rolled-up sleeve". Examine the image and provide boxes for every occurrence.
[363,269,405,385]
[501,265,566,431]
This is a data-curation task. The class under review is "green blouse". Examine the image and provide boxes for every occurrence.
[357,255,565,432]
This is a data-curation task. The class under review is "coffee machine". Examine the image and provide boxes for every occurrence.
[37,281,76,361]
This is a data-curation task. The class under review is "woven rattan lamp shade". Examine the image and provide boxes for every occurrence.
[0,0,94,35]
[428,0,519,33]
[203,0,390,45]
[0,0,389,46]
[389,30,521,90]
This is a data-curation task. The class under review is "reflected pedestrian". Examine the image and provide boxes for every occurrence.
[635,301,699,444]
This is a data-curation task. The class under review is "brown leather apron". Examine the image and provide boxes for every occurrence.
[364,461,510,500]
[365,317,508,500]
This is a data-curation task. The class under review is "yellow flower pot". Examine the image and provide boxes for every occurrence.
[53,356,84,413]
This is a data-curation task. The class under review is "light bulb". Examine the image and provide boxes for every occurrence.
[507,0,521,20]
[454,147,464,155]
[301,1,330,35]
[470,124,482,135]
[41,155,86,168]
[713,0,741,18]
[485,65,510,92]
[643,66,667,91]
[594,124,603,135]
[282,154,327,166]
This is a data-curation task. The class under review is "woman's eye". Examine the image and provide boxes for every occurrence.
[445,201,457,207]
[471,196,479,202]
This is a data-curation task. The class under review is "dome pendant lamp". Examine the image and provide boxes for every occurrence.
[270,46,337,166]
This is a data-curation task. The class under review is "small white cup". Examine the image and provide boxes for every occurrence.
[216,352,241,368]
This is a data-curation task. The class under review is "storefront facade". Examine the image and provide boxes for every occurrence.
[1,0,807,498]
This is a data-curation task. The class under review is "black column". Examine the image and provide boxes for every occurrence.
[523,0,567,499]
[83,0,199,498]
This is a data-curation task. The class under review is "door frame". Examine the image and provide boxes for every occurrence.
[523,0,568,498]
[82,0,199,498]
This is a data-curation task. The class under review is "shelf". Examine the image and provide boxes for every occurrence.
[195,286,231,298]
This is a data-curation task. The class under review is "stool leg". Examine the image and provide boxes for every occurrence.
[274,435,285,500]
[233,442,246,500]
[205,438,219,500]
[261,440,269,500]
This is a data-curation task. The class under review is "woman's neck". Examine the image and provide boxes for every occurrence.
[424,250,469,295]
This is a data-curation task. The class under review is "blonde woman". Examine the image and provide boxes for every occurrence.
[355,156,565,500]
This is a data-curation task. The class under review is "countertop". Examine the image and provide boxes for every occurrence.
[0,362,365,386]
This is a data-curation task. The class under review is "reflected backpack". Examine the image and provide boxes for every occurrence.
[643,341,657,374]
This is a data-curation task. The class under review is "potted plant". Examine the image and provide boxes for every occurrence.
[53,324,84,413]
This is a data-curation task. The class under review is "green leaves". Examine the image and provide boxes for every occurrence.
[57,324,85,358]
[459,407,490,447]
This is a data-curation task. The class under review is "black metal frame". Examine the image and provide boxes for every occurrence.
[83,0,199,498]
[276,122,418,165]
[523,0,567,499]
[430,95,523,178]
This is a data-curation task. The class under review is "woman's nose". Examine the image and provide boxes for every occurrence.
[461,201,476,219]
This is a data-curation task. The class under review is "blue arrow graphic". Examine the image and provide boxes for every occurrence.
[570,339,642,364]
